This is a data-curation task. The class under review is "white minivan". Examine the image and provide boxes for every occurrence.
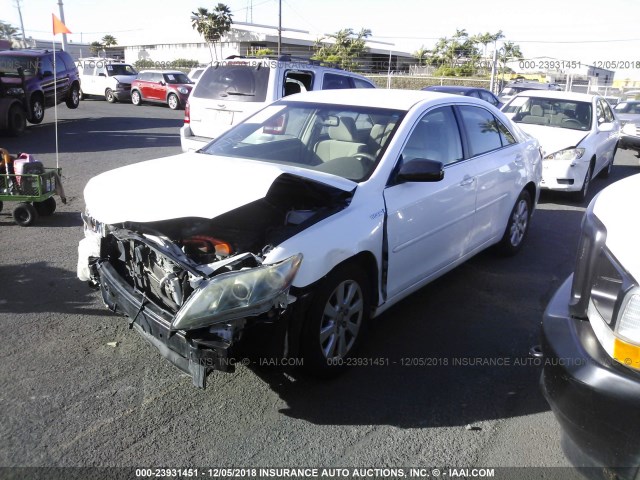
[180,55,376,152]
[77,58,138,103]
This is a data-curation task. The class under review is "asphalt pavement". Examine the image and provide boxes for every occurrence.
[1,98,638,480]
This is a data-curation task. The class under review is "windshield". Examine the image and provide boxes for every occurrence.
[107,64,137,76]
[164,73,192,84]
[193,64,270,102]
[200,102,404,182]
[508,97,592,131]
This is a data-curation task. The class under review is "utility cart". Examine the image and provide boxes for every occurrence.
[0,149,66,226]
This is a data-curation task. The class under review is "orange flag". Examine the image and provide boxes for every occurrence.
[52,14,71,35]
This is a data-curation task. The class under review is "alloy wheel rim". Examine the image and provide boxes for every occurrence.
[319,280,363,359]
[509,199,529,246]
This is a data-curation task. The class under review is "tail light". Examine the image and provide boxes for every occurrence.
[184,102,190,124]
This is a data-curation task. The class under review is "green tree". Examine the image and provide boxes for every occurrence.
[101,35,117,47]
[191,3,233,63]
[499,41,523,76]
[413,45,429,67]
[0,21,19,41]
[89,41,103,55]
[312,28,371,71]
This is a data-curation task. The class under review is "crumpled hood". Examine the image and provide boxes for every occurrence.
[593,174,640,279]
[84,153,356,224]
[112,75,136,84]
[515,124,588,156]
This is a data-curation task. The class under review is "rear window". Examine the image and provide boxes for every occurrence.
[0,54,39,76]
[106,64,137,76]
[193,64,270,102]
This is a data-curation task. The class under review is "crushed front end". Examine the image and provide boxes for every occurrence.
[79,217,301,388]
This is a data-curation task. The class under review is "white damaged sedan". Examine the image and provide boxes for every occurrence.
[78,89,542,388]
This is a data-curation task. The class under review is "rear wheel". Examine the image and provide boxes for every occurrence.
[105,89,116,103]
[301,263,370,377]
[33,197,56,216]
[66,84,80,109]
[13,202,37,226]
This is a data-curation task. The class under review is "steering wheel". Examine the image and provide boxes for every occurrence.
[562,119,583,128]
[351,152,377,169]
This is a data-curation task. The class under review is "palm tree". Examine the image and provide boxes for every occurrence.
[0,21,19,41]
[499,41,524,78]
[191,3,233,63]
[101,35,117,47]
[413,46,429,67]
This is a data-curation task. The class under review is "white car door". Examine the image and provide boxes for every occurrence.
[594,98,619,172]
[383,106,476,300]
[455,105,523,248]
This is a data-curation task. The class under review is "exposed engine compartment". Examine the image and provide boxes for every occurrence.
[100,174,352,314]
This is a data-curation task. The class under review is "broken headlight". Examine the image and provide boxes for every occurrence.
[171,254,303,331]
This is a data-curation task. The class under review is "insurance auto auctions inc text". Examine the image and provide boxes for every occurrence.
[199,467,495,478]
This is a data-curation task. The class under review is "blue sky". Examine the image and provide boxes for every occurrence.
[3,0,640,79]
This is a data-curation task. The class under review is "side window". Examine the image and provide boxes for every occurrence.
[353,77,375,89]
[596,99,605,124]
[400,106,463,166]
[601,100,614,123]
[82,65,95,75]
[38,56,54,76]
[54,55,66,75]
[497,119,516,146]
[468,90,481,98]
[323,73,351,90]
[479,90,499,107]
[458,105,502,157]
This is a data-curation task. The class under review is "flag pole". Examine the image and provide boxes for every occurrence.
[52,14,71,170]
[53,37,59,170]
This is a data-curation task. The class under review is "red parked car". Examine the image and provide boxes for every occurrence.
[131,70,194,110]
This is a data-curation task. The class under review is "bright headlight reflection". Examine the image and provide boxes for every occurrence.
[171,254,302,331]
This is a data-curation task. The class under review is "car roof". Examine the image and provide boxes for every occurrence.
[0,49,57,57]
[424,85,481,93]
[139,70,184,75]
[281,88,487,110]
[511,90,598,102]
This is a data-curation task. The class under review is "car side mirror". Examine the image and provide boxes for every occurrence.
[98,73,106,77]
[159,81,166,86]
[598,122,614,132]
[396,158,444,183]
[41,70,53,78]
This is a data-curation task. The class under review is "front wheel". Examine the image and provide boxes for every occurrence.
[29,96,45,124]
[6,103,26,136]
[131,90,142,106]
[167,93,179,110]
[13,202,38,226]
[105,89,116,103]
[497,190,531,256]
[301,263,370,377]
[33,197,56,216]
[571,164,592,203]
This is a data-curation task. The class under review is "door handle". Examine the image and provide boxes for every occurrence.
[460,176,476,186]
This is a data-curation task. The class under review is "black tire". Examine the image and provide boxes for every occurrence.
[301,263,371,377]
[571,163,593,202]
[12,202,38,226]
[497,190,532,256]
[78,89,85,100]
[105,89,116,103]
[599,145,616,179]
[28,95,45,124]
[0,201,3,213]
[6,103,26,136]
[167,93,180,110]
[33,197,56,216]
[131,90,142,106]
[66,84,80,109]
